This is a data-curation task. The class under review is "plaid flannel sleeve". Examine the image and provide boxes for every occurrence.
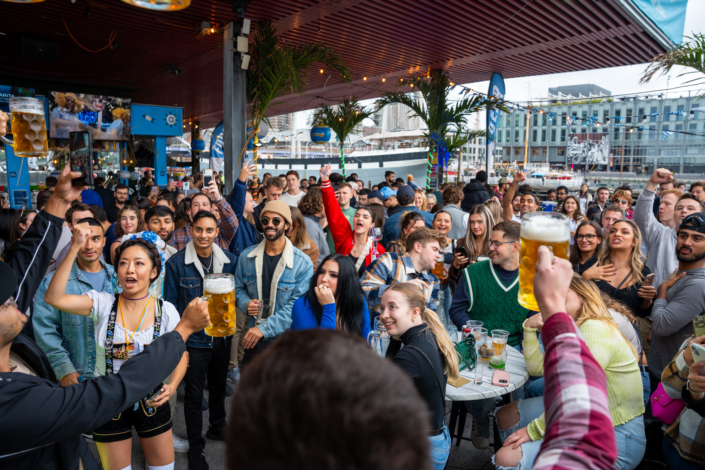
[533,312,617,470]
[361,254,400,312]
[168,226,190,252]
[215,197,238,249]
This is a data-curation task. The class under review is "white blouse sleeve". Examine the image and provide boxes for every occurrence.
[83,290,115,323]
[160,300,182,334]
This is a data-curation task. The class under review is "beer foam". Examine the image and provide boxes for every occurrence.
[204,278,234,295]
[521,216,570,242]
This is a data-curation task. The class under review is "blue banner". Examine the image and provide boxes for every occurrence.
[631,0,688,44]
[210,121,224,173]
[485,73,505,174]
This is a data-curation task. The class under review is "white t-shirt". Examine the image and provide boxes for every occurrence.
[84,290,180,377]
[280,191,306,206]
[512,214,522,223]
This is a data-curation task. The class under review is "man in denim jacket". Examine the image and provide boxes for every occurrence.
[33,218,115,386]
[234,201,313,367]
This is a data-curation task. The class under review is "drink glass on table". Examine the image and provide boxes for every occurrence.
[0,97,48,157]
[489,330,509,371]
[472,327,488,384]
[463,320,483,340]
[518,212,570,311]
[203,273,236,337]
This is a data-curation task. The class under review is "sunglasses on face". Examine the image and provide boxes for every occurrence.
[261,217,283,227]
[614,199,628,205]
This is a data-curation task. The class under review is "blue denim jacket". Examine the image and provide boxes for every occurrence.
[164,241,237,348]
[33,260,115,380]
[234,238,313,339]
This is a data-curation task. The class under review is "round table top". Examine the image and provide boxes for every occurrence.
[445,345,529,401]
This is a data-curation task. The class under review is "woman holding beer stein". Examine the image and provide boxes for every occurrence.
[559,195,585,245]
[319,164,385,276]
[593,220,655,319]
[46,226,185,470]
[494,275,645,470]
[448,204,494,282]
[290,254,371,337]
[381,282,459,470]
[110,205,145,264]
[570,220,603,274]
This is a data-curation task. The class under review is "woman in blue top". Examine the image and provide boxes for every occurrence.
[291,254,371,337]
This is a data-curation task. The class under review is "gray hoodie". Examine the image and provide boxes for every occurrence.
[633,188,678,289]
[649,267,705,378]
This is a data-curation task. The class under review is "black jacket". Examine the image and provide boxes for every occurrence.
[0,331,186,469]
[461,181,491,212]
[93,185,114,208]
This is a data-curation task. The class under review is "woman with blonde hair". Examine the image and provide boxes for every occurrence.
[494,274,645,470]
[286,206,319,267]
[381,282,458,470]
[449,204,494,282]
[414,189,429,212]
[484,198,502,223]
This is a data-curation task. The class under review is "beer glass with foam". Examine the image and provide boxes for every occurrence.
[518,212,570,311]
[0,97,48,157]
[203,273,236,337]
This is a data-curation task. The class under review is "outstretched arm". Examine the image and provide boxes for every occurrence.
[44,227,94,316]
[501,172,525,222]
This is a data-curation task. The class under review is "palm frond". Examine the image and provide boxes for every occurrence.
[641,33,705,92]
[311,97,375,147]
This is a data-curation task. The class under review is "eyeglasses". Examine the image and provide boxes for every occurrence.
[0,297,19,316]
[576,234,598,241]
[614,199,629,205]
[488,240,515,248]
[261,217,283,227]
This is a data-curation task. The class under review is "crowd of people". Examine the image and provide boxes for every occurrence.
[1,110,705,470]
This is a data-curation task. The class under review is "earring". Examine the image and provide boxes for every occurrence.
[412,317,415,324]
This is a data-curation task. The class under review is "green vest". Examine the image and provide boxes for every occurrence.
[462,260,528,347]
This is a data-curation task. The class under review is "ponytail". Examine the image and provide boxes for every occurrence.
[387,283,459,381]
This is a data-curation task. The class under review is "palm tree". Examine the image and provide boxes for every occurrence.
[641,33,705,92]
[311,97,376,178]
[375,69,496,188]
[240,21,351,172]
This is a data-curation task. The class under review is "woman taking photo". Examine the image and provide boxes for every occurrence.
[589,220,655,319]
[387,212,426,255]
[45,230,185,470]
[415,189,429,212]
[494,275,645,470]
[448,204,494,282]
[559,195,585,245]
[611,189,634,220]
[570,220,602,274]
[110,205,145,264]
[286,206,320,267]
[578,183,592,214]
[381,282,459,470]
[290,254,370,337]
[320,164,385,276]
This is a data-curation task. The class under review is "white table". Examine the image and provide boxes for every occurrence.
[445,346,529,401]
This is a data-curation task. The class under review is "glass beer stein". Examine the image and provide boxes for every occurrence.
[0,97,48,158]
[203,273,236,337]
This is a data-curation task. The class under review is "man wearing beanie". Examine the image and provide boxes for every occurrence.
[461,170,491,212]
[234,200,313,367]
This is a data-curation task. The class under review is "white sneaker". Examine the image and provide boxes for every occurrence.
[173,434,189,453]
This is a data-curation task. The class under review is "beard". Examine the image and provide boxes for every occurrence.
[677,246,705,263]
[264,224,287,242]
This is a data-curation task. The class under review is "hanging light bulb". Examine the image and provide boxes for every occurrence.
[121,0,190,11]
[2,0,46,3]
[382,78,386,82]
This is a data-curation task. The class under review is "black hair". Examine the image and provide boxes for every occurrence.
[136,197,153,212]
[308,254,365,334]
[75,217,105,234]
[547,189,556,195]
[191,192,214,207]
[192,210,218,225]
[556,185,568,193]
[157,191,177,207]
[89,205,108,223]
[329,173,344,184]
[0,209,17,248]
[36,191,52,211]
[144,205,174,223]
[114,239,161,285]
[94,177,105,186]
[114,183,129,192]
[45,176,58,188]
[175,199,192,225]
[385,170,395,178]
[359,188,371,196]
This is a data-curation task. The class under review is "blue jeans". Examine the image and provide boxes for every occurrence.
[428,425,450,470]
[494,397,646,470]
[524,377,544,398]
[663,436,701,470]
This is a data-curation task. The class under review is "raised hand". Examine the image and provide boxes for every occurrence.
[650,168,673,185]
[203,179,222,202]
[534,245,573,321]
[71,225,92,248]
[320,164,332,182]
[513,172,526,184]
[314,285,336,305]
[239,160,257,182]
[0,110,7,137]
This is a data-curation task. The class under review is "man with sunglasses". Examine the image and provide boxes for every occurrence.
[0,164,212,469]
[448,221,531,449]
[234,201,313,368]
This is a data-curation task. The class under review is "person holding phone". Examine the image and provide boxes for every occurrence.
[660,334,705,469]
[45,231,188,470]
[448,204,494,283]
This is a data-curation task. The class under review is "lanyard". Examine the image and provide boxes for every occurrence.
[119,295,151,348]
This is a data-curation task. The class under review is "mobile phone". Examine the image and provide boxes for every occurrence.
[690,343,705,375]
[203,169,213,186]
[68,131,93,186]
[694,316,705,338]
[491,370,510,387]
[643,273,655,287]
[149,387,165,402]
[454,246,469,258]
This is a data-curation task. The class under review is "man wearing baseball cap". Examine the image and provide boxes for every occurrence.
[0,162,211,468]
[382,185,434,248]
[234,200,313,366]
[649,212,705,383]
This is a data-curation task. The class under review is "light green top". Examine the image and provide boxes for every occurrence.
[524,318,645,441]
